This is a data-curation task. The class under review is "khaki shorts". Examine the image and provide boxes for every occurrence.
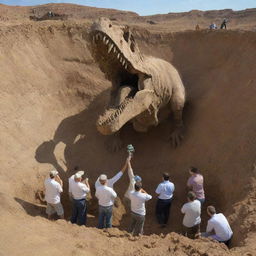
[46,202,64,216]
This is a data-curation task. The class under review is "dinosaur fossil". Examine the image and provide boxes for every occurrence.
[89,17,185,148]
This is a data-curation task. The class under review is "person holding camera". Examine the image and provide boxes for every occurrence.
[69,171,90,226]
[44,170,64,219]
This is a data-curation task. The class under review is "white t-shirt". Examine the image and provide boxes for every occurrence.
[95,171,123,189]
[181,200,201,228]
[44,178,63,204]
[206,213,233,241]
[155,180,175,200]
[70,181,90,200]
[95,185,117,207]
[129,191,152,216]
[68,175,75,193]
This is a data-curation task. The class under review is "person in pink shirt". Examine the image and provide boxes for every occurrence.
[187,167,205,205]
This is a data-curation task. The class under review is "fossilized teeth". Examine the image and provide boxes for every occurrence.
[108,44,114,53]
[113,47,116,53]
[120,56,123,62]
[125,63,128,69]
[122,59,126,66]
[117,53,120,59]
[106,39,109,44]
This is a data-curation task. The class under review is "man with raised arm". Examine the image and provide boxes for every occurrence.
[95,174,117,229]
[95,160,127,189]
[124,154,142,199]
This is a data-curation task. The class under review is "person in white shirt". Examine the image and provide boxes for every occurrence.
[69,172,90,226]
[155,173,175,227]
[181,191,201,239]
[129,182,152,236]
[44,170,64,219]
[95,160,127,189]
[95,174,117,229]
[124,154,142,199]
[68,168,84,199]
[203,205,233,246]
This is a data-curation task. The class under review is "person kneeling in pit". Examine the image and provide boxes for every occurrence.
[69,171,90,226]
[129,182,152,236]
[44,170,64,220]
[181,191,201,239]
[202,205,233,247]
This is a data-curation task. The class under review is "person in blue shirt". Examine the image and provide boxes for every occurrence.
[155,173,175,228]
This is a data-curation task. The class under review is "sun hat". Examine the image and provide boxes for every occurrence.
[134,175,142,182]
[99,174,107,181]
[50,170,58,177]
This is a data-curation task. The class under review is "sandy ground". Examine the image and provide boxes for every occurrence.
[0,3,256,256]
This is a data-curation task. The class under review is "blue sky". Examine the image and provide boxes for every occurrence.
[1,0,255,15]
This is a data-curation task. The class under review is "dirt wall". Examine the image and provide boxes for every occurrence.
[0,21,256,255]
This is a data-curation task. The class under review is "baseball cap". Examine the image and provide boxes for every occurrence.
[134,175,142,182]
[50,170,58,177]
[74,173,82,179]
[99,174,107,181]
[76,171,84,176]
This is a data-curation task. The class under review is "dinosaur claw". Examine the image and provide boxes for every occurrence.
[169,128,184,148]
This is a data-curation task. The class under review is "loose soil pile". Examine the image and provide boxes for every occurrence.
[0,4,256,256]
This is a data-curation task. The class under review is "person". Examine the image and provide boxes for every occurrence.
[209,23,217,30]
[124,154,142,199]
[69,172,90,225]
[68,167,83,200]
[155,172,175,227]
[181,191,201,239]
[95,160,127,189]
[44,170,64,219]
[203,206,233,246]
[221,18,228,29]
[129,182,152,236]
[95,174,117,229]
[187,167,205,205]
[195,24,200,31]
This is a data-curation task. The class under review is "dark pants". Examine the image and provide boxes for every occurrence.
[129,212,145,236]
[183,224,200,239]
[156,198,172,225]
[221,23,227,29]
[70,198,87,225]
[98,205,113,229]
[197,198,205,206]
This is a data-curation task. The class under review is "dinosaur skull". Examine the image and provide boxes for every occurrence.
[90,17,154,135]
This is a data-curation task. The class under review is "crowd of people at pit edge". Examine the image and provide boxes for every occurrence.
[44,154,233,247]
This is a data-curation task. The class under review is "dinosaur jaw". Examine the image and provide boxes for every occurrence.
[90,28,153,135]
[97,90,154,135]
